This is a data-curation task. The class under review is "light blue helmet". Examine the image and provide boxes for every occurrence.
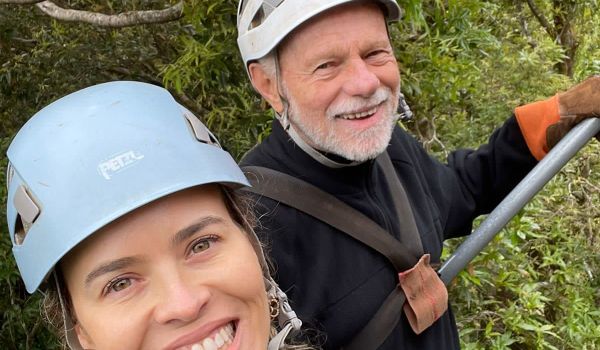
[6,81,250,293]
[6,81,301,350]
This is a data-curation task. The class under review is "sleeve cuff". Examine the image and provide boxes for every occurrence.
[514,94,560,160]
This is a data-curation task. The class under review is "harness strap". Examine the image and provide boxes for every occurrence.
[344,153,426,349]
[378,152,424,256]
[242,167,418,271]
[241,152,424,349]
[343,287,407,350]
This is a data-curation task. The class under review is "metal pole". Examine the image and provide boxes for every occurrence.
[439,117,600,285]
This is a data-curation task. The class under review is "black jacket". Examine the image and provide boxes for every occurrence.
[240,116,537,349]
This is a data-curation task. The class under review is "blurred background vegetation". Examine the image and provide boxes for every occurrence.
[1,0,598,348]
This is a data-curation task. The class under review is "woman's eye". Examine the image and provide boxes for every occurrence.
[191,239,211,253]
[106,278,132,294]
[188,235,219,256]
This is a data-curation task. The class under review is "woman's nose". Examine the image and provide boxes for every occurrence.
[342,58,380,97]
[153,274,211,325]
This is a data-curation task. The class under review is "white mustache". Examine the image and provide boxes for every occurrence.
[326,87,391,118]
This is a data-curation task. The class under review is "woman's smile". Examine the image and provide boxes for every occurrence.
[60,186,270,350]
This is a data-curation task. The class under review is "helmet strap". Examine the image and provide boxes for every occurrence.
[266,278,302,350]
[273,51,291,131]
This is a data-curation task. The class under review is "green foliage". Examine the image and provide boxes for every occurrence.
[1,0,599,349]
[160,0,272,159]
[447,144,600,349]
[394,0,573,154]
[0,137,61,349]
[1,3,183,348]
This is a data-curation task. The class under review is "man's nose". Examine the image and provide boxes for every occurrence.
[153,273,211,325]
[341,58,380,97]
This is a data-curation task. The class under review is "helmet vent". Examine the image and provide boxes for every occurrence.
[13,185,41,245]
[245,0,285,30]
[183,110,210,144]
[182,109,221,148]
[250,6,265,29]
[13,214,27,246]
[6,162,14,191]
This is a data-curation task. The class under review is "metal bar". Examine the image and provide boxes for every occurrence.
[439,117,600,285]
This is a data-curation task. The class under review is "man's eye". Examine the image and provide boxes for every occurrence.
[367,50,387,58]
[106,278,132,294]
[315,62,334,71]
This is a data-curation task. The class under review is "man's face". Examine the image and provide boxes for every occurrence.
[278,2,401,162]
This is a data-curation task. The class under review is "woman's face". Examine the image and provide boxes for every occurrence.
[60,185,270,350]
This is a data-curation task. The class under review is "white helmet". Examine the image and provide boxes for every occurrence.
[237,0,402,68]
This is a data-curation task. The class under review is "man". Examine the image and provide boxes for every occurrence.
[235,0,599,348]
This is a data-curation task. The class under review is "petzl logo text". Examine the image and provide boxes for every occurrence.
[98,151,145,180]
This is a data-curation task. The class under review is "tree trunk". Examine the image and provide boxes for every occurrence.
[552,1,578,77]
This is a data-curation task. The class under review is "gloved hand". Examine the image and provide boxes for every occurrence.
[515,75,600,160]
[548,76,600,149]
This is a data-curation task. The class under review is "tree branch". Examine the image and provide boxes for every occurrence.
[525,0,555,38]
[0,0,42,3]
[516,1,537,48]
[34,1,183,28]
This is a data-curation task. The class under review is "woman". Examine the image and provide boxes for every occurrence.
[5,81,304,349]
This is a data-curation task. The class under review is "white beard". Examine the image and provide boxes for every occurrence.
[283,85,400,162]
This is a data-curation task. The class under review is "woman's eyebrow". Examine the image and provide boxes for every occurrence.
[83,216,226,288]
[170,215,226,248]
[84,256,142,287]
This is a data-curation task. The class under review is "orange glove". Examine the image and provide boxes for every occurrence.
[515,76,600,160]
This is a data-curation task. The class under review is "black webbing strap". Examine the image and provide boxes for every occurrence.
[242,167,418,271]
[241,152,423,349]
[343,153,424,350]
[345,286,407,349]
[378,152,424,257]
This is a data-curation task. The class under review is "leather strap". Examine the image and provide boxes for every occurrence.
[241,152,424,349]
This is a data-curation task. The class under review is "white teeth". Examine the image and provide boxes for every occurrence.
[176,322,235,350]
[203,338,217,350]
[339,106,377,120]
[225,323,234,338]
[220,327,232,343]
[214,333,225,347]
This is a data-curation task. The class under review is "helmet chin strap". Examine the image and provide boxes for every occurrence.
[266,278,302,350]
[281,111,363,168]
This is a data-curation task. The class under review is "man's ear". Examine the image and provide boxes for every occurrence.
[248,62,284,114]
[74,322,94,349]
